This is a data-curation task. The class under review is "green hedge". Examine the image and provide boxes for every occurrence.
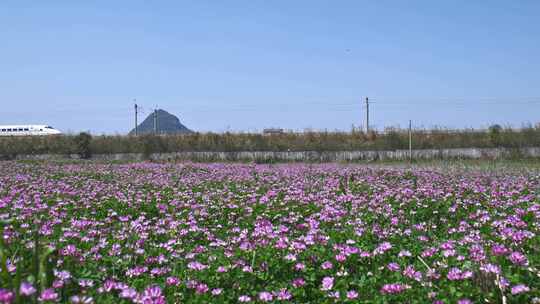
[1,127,539,156]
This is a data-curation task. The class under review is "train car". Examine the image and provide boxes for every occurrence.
[0,125,62,136]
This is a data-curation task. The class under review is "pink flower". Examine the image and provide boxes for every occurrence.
[258,291,273,302]
[321,276,334,291]
[166,276,181,286]
[321,261,333,270]
[374,242,392,255]
[292,278,305,288]
[195,283,209,294]
[52,280,64,289]
[275,289,292,300]
[346,290,359,299]
[217,266,228,273]
[238,295,252,302]
[335,254,347,263]
[187,261,208,271]
[0,289,14,303]
[38,288,58,302]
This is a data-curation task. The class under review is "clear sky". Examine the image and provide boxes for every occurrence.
[1,1,539,134]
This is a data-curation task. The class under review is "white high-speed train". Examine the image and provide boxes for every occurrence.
[0,125,62,136]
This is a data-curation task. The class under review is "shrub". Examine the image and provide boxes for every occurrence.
[74,132,92,159]
[488,124,502,146]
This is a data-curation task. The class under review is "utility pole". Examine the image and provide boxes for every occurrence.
[408,120,412,162]
[153,108,157,135]
[365,97,370,133]
[134,101,138,136]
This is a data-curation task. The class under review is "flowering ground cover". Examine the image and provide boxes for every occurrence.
[0,161,539,303]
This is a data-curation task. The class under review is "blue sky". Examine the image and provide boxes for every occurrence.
[1,1,539,134]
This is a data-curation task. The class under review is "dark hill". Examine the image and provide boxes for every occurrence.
[130,109,193,135]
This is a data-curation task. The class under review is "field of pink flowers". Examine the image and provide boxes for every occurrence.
[0,161,539,303]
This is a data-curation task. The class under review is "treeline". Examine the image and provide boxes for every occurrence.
[1,125,540,158]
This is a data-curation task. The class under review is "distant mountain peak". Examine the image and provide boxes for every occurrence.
[129,109,193,135]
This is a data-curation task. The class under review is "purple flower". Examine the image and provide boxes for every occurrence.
[480,263,501,275]
[119,288,138,299]
[165,276,181,286]
[144,285,163,298]
[141,285,166,304]
[101,279,117,292]
[511,284,530,295]
[0,289,14,303]
[38,288,58,302]
[211,288,223,296]
[508,252,528,266]
[52,280,64,289]
[491,244,510,256]
[403,265,422,281]
[374,242,392,255]
[195,283,209,294]
[78,279,94,288]
[321,276,334,291]
[238,295,252,302]
[294,263,305,271]
[292,277,306,288]
[19,282,36,296]
[61,244,78,256]
[328,291,340,298]
[54,270,71,281]
[387,262,400,272]
[457,299,472,304]
[275,289,292,300]
[380,283,410,294]
[398,250,412,257]
[447,268,473,281]
[258,291,273,302]
[321,261,333,270]
[217,266,228,273]
[469,244,486,262]
[187,261,208,271]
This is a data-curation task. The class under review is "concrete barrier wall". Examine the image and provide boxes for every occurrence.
[3,147,540,162]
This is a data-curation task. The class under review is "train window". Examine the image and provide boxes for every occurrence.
[24,128,29,131]
[18,128,24,131]
[1,129,5,132]
[7,129,12,132]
